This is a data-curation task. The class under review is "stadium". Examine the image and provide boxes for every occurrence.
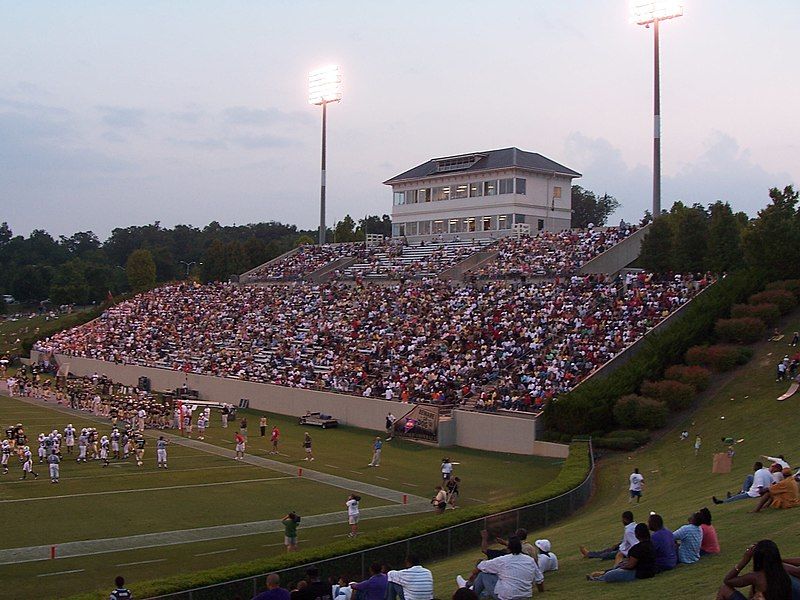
[2,3,800,600]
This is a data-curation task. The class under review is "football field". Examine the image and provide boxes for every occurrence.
[0,393,562,598]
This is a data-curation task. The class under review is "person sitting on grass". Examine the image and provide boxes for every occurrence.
[698,507,720,556]
[534,539,558,573]
[716,540,797,600]
[252,573,290,600]
[751,468,800,512]
[458,537,545,597]
[587,523,656,583]
[713,462,773,504]
[647,513,677,572]
[386,554,433,600]
[673,512,703,564]
[579,511,637,562]
[495,528,536,558]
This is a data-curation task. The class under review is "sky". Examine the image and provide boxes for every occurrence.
[1,1,798,238]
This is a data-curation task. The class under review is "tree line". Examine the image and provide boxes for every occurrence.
[0,215,392,310]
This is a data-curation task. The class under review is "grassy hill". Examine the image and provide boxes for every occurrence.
[428,316,800,599]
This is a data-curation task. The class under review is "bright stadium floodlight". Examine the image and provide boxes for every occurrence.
[630,1,683,220]
[309,65,343,246]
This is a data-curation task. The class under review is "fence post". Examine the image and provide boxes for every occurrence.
[253,576,258,596]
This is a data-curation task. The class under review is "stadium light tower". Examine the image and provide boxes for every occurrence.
[308,65,343,245]
[630,1,683,219]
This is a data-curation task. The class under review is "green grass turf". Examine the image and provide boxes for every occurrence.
[0,393,561,599]
[427,317,800,599]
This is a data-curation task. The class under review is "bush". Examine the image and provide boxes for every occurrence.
[613,395,668,429]
[749,289,797,315]
[715,317,766,344]
[640,379,695,411]
[686,344,753,372]
[663,365,712,391]
[605,429,651,444]
[593,436,639,451]
[766,279,800,299]
[731,303,781,327]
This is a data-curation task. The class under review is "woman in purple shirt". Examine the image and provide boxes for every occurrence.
[350,563,388,600]
[648,513,677,572]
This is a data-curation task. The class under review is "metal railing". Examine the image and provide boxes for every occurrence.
[148,443,595,600]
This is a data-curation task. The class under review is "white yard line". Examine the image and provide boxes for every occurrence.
[0,464,251,486]
[36,568,85,577]
[194,548,238,557]
[401,482,418,487]
[0,476,294,503]
[115,558,167,567]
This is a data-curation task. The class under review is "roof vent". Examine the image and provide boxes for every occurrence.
[434,154,483,173]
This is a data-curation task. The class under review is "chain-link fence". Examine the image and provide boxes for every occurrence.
[149,443,594,600]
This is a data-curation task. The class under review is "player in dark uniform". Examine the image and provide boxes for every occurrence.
[134,434,146,467]
[109,575,133,599]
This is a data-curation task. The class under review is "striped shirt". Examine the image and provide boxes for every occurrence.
[477,553,544,600]
[387,565,433,600]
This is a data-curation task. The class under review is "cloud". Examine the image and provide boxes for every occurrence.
[97,105,147,129]
[102,131,126,143]
[223,105,313,127]
[563,131,792,221]
[166,136,228,149]
[229,134,295,149]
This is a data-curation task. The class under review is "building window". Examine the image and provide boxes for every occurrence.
[397,223,406,236]
[419,220,431,235]
[418,188,431,203]
[537,219,545,231]
[448,219,461,234]
[393,192,405,206]
[553,186,562,199]
[392,224,400,236]
[432,186,451,202]
[499,178,514,194]
[432,220,445,234]
[482,216,492,231]
[484,180,498,196]
[469,182,483,197]
[406,222,418,236]
[498,215,510,230]
[465,217,476,232]
[514,214,526,224]
[406,190,417,204]
[453,183,468,199]
[515,178,526,194]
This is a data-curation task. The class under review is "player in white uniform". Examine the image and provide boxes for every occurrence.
[111,428,121,459]
[48,452,61,483]
[156,436,168,469]
[64,424,75,454]
[37,433,46,463]
[77,430,89,463]
[196,415,206,440]
[100,436,110,467]
[1,440,11,474]
[20,446,38,480]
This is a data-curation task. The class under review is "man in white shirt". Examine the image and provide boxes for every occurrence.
[386,555,433,600]
[461,538,544,599]
[713,461,773,504]
[534,539,558,573]
[579,511,637,560]
[629,468,644,503]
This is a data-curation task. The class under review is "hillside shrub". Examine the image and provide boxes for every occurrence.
[593,436,639,451]
[640,379,695,411]
[613,395,668,429]
[749,289,796,315]
[766,279,800,299]
[715,317,766,344]
[731,303,781,327]
[663,365,712,391]
[66,444,591,600]
[544,269,764,435]
[685,344,753,372]
[605,429,652,444]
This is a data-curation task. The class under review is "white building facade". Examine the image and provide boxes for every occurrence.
[385,147,580,241]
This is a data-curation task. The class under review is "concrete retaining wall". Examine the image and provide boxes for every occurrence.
[439,250,498,281]
[310,257,357,283]
[240,247,300,280]
[33,352,568,457]
[578,224,650,275]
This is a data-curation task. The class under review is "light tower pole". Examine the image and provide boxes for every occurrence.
[631,1,683,219]
[308,65,343,245]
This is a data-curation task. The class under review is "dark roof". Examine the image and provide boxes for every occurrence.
[383,147,581,184]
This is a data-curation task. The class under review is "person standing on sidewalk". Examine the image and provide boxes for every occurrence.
[260,416,268,437]
[346,494,361,538]
[368,437,382,467]
[282,512,300,552]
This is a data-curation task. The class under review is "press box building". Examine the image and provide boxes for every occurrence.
[385,147,580,241]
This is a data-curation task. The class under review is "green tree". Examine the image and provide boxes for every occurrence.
[706,201,744,273]
[49,259,90,305]
[126,249,157,292]
[638,218,674,273]
[670,203,709,273]
[201,240,229,282]
[743,185,800,279]
[570,186,620,228]
[334,215,358,243]
[243,237,269,269]
[294,234,315,247]
[356,215,393,240]
[225,241,248,277]
[11,264,53,302]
